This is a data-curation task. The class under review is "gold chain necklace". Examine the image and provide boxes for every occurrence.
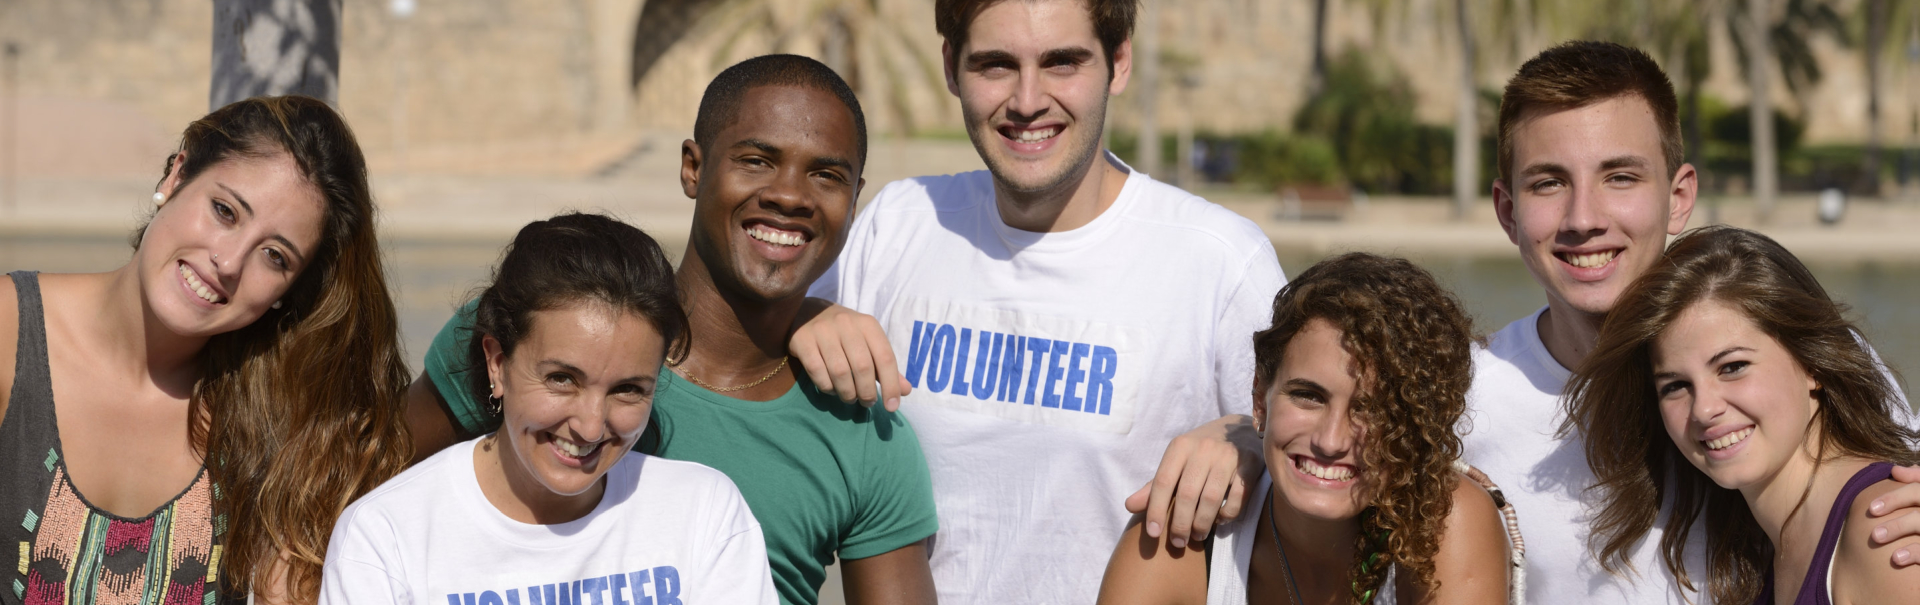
[671,356,789,393]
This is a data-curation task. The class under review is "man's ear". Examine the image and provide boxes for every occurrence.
[1493,178,1521,246]
[942,40,960,97]
[680,139,703,200]
[1667,162,1699,235]
[1107,39,1134,96]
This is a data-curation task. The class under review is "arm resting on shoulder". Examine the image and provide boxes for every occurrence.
[789,298,911,410]
[1835,479,1920,604]
[403,371,462,466]
[1124,414,1263,548]
[840,539,937,605]
[1400,474,1511,605]
[1095,515,1209,605]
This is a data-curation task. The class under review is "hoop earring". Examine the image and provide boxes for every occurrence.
[488,385,503,416]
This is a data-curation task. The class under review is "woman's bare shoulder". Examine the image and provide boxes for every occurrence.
[1410,474,1511,604]
[1834,477,1920,604]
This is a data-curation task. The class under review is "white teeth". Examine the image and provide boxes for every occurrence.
[1296,457,1355,482]
[178,264,223,304]
[748,226,805,247]
[1704,427,1755,451]
[1013,127,1061,143]
[555,437,601,458]
[1564,250,1618,269]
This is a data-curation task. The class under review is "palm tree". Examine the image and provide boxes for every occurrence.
[1729,0,1849,222]
[210,0,341,109]
[1858,0,1920,196]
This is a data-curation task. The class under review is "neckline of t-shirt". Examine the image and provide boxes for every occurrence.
[984,151,1143,252]
[659,369,807,413]
[1519,305,1573,383]
[452,436,640,548]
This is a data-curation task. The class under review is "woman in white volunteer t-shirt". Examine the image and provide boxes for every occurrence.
[1096,253,1516,605]
[319,213,776,605]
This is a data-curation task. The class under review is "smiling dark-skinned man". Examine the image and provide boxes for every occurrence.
[402,55,938,605]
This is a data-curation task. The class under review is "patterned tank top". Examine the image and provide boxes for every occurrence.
[0,272,230,605]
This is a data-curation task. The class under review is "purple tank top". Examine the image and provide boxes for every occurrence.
[1752,461,1895,605]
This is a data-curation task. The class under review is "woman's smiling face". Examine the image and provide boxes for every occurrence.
[1258,318,1372,521]
[1652,299,1822,493]
[484,300,665,505]
[138,153,325,337]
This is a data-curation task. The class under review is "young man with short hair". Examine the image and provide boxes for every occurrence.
[405,55,939,605]
[804,0,1285,602]
[1475,40,1920,602]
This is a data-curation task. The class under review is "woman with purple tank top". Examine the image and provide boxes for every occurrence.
[1565,225,1920,604]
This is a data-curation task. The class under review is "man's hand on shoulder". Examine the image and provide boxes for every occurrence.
[1123,414,1263,549]
[790,298,911,411]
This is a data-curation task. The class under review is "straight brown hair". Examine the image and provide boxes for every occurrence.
[1565,225,1918,604]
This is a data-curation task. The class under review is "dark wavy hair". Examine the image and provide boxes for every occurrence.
[134,95,411,602]
[936,0,1138,78]
[463,212,691,422]
[1252,252,1476,601]
[1565,225,1919,604]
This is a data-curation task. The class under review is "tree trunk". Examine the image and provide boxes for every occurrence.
[1453,0,1478,220]
[1136,0,1161,177]
[1742,0,1777,222]
[210,0,342,109]
[1862,0,1887,197]
[1310,0,1329,96]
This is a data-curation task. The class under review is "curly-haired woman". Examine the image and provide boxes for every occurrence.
[1096,253,1517,604]
[0,96,410,604]
[1566,226,1920,604]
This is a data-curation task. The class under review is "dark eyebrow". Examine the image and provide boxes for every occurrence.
[1517,162,1568,179]
[217,182,254,217]
[539,360,587,377]
[1041,47,1096,65]
[1599,155,1652,171]
[1283,377,1330,398]
[1706,347,1754,366]
[219,182,308,267]
[964,50,1018,69]
[733,138,782,156]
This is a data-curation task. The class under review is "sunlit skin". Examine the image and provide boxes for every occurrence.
[1091,318,1510,604]
[140,152,324,342]
[1652,300,1821,500]
[944,0,1133,232]
[681,85,863,307]
[477,302,665,525]
[1257,319,1371,523]
[34,151,324,519]
[1650,300,1920,601]
[1493,95,1696,368]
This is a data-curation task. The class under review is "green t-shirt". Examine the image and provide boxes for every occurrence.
[422,301,939,605]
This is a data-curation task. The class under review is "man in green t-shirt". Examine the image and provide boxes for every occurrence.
[402,55,937,605]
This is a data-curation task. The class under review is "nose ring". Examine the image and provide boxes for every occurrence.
[212,253,220,262]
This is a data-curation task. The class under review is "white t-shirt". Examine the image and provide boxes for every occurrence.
[320,438,777,605]
[1461,307,1916,604]
[811,157,1286,604]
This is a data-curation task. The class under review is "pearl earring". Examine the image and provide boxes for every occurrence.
[152,192,166,206]
[271,300,282,310]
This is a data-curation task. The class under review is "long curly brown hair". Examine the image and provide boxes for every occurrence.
[1565,226,1919,605]
[1252,252,1477,601]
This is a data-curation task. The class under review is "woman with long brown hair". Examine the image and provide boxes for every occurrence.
[0,95,410,604]
[1097,253,1518,604]
[1567,225,1920,604]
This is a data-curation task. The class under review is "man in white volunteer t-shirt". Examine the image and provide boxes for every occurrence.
[1472,41,1920,603]
[804,0,1284,602]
